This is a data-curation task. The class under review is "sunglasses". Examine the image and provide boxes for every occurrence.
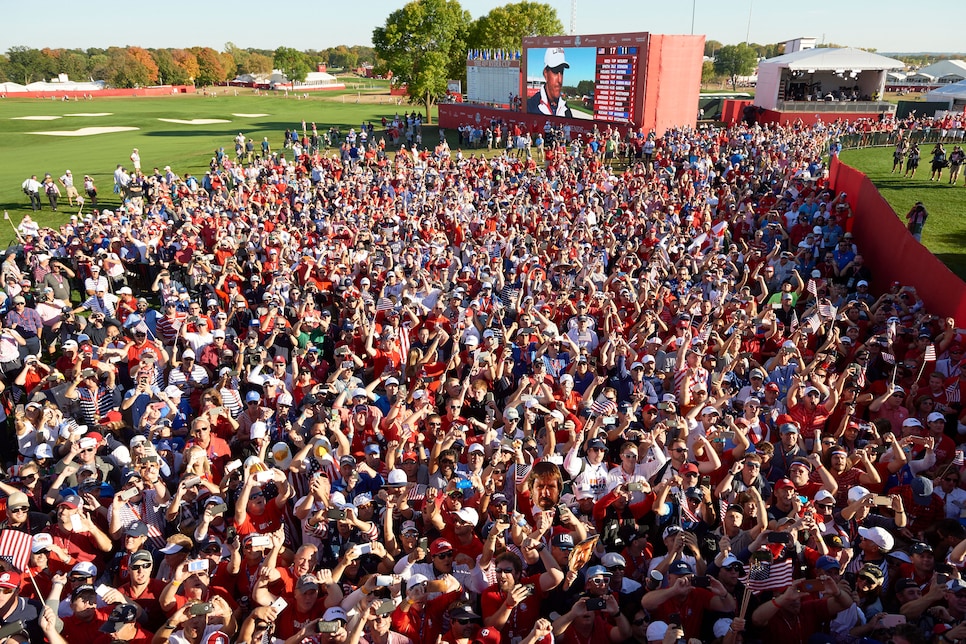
[633,618,648,626]
[9,507,28,514]
[454,618,475,625]
[434,552,454,559]
[672,448,689,453]
[130,563,152,571]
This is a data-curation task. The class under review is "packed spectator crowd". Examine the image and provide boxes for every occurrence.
[3,115,966,644]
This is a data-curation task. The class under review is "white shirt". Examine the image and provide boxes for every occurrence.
[936,485,966,519]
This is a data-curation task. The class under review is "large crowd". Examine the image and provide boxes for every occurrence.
[3,112,966,644]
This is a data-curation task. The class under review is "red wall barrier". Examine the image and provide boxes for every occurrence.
[438,103,630,139]
[830,156,966,325]
[721,99,752,125]
[0,86,196,99]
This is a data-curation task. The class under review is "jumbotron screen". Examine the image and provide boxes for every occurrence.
[524,44,641,123]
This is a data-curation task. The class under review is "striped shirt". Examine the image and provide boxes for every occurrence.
[107,489,168,550]
[77,386,118,425]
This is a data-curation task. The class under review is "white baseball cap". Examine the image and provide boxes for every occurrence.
[544,47,570,70]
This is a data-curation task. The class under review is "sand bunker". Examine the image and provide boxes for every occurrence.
[158,118,230,125]
[29,126,140,137]
[12,116,62,121]
[65,113,113,117]
[232,113,269,117]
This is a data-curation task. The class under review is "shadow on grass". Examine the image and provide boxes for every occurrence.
[933,254,966,282]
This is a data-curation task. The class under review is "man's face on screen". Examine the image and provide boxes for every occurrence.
[543,67,564,103]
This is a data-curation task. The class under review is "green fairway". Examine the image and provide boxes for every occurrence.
[0,90,430,242]
[839,147,966,281]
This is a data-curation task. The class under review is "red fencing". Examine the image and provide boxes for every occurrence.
[830,156,966,324]
[1,85,195,99]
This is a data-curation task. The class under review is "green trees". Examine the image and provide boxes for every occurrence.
[468,1,563,52]
[714,43,758,90]
[373,0,471,123]
[273,46,310,83]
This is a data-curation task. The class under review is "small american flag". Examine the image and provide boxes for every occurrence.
[376,298,395,312]
[946,384,961,404]
[807,279,818,297]
[0,529,34,573]
[924,345,937,362]
[590,396,618,417]
[886,319,897,344]
[742,557,795,593]
[804,315,821,334]
[882,353,895,365]
[954,450,964,466]
[694,327,711,346]
[818,303,836,320]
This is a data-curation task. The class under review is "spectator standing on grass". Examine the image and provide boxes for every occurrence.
[905,201,928,242]
[22,174,42,210]
[904,143,921,178]
[930,142,947,181]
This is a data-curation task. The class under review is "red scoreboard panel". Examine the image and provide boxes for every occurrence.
[594,46,639,123]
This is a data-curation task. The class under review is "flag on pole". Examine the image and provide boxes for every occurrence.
[590,396,618,417]
[882,353,895,365]
[741,557,795,593]
[807,279,818,297]
[954,450,964,466]
[0,529,33,573]
[804,315,822,334]
[924,344,937,362]
[376,297,395,312]
[946,384,961,404]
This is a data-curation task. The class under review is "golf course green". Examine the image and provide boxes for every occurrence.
[0,89,421,242]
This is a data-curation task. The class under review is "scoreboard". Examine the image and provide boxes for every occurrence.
[594,46,639,123]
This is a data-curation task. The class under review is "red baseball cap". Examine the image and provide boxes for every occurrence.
[0,570,21,589]
[430,538,453,556]
[679,463,699,475]
[775,478,795,490]
[473,627,502,644]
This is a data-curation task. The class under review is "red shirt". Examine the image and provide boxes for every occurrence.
[275,595,328,640]
[649,587,714,640]
[118,578,168,630]
[235,501,284,537]
[61,608,111,643]
[392,589,462,644]
[760,597,833,644]
[481,574,546,641]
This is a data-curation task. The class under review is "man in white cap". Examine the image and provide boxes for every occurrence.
[527,47,573,118]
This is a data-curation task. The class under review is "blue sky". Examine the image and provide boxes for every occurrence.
[2,0,961,53]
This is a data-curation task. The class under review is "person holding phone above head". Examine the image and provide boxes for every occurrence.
[481,545,564,641]
[527,49,573,118]
[641,560,735,641]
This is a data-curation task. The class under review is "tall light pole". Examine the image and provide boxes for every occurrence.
[745,0,753,43]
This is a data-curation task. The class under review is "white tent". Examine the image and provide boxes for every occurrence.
[755,47,904,110]
[913,60,966,84]
[924,80,966,110]
[0,82,28,93]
